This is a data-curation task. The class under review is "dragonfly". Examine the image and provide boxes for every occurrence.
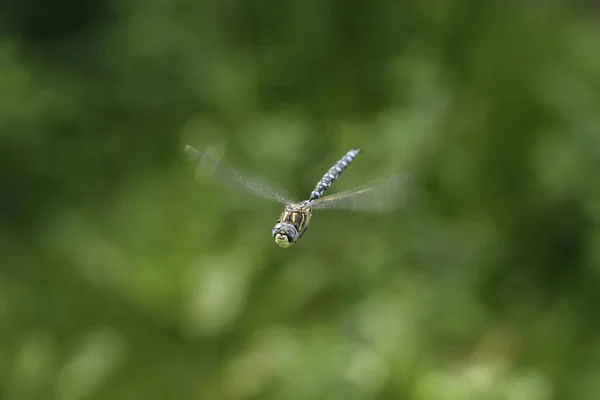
[185,144,411,248]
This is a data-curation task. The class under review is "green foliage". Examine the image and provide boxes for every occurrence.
[2,0,600,399]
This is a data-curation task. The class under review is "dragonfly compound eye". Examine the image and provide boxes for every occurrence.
[272,223,298,248]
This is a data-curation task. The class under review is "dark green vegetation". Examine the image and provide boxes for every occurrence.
[2,1,600,399]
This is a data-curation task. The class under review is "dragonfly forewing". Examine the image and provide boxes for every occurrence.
[310,174,412,212]
[184,145,294,205]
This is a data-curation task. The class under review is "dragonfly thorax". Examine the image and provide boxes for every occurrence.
[272,203,312,248]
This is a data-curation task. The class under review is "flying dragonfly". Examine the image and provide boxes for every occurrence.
[184,144,411,248]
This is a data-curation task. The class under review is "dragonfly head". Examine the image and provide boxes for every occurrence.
[272,222,299,248]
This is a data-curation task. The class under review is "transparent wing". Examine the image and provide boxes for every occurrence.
[184,145,294,205]
[310,174,412,212]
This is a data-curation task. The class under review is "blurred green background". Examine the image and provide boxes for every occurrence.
[2,0,600,399]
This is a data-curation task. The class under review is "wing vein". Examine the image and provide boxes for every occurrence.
[310,174,413,212]
[184,145,293,205]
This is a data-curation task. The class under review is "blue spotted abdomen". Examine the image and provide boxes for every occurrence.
[309,148,360,201]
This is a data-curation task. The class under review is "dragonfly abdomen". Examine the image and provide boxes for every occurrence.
[308,148,361,201]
